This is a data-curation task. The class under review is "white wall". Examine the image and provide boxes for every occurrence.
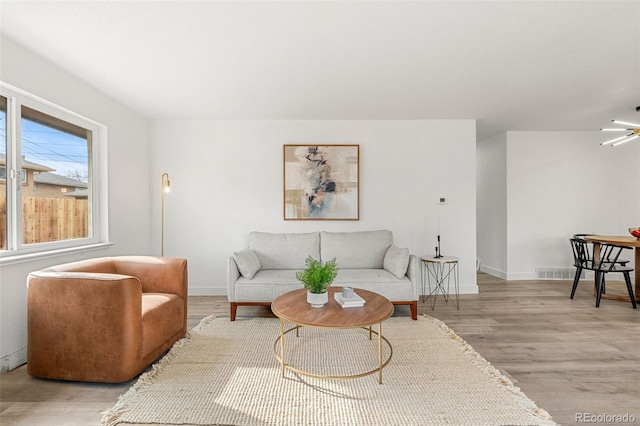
[476,133,507,277]
[0,37,152,371]
[0,38,478,372]
[478,131,639,280]
[150,120,478,298]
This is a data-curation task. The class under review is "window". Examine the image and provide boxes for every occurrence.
[0,168,27,184]
[1,95,6,250]
[0,83,106,256]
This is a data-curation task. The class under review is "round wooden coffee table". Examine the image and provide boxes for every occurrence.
[271,287,394,384]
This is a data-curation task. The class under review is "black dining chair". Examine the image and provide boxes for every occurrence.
[569,237,637,309]
[572,234,629,266]
[571,233,629,294]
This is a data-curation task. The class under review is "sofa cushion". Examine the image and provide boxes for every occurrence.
[332,268,405,285]
[233,248,261,279]
[239,269,301,285]
[383,244,410,278]
[320,230,393,269]
[234,269,414,302]
[235,270,304,302]
[249,232,320,270]
[330,269,415,301]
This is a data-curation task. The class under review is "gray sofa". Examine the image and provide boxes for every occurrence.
[227,230,419,320]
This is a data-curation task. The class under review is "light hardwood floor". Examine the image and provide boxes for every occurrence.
[1,273,638,425]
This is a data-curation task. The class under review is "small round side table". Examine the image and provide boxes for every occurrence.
[421,255,459,310]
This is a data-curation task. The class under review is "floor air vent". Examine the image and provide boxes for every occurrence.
[535,267,577,280]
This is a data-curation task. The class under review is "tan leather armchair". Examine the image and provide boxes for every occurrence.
[27,256,188,383]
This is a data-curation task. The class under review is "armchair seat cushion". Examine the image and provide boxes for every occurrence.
[141,293,185,358]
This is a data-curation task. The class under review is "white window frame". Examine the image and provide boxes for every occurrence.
[0,82,109,261]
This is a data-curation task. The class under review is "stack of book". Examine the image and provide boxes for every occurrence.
[334,291,366,308]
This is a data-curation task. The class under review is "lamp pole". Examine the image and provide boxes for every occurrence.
[161,173,170,256]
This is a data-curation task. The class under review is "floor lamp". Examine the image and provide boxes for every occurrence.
[161,172,171,256]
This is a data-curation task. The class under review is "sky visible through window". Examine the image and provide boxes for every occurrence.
[0,115,88,183]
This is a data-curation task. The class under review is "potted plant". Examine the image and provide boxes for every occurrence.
[296,256,339,308]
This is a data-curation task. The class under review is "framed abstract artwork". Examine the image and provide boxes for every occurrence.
[283,144,359,220]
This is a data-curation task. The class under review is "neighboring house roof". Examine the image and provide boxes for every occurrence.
[34,172,88,188]
[0,153,55,172]
[64,189,88,198]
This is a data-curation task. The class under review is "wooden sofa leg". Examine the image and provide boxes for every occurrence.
[410,301,417,320]
[230,303,237,321]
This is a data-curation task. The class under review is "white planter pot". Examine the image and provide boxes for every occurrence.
[306,290,328,308]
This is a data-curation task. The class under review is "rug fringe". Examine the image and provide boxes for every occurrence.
[99,314,219,426]
[421,313,556,423]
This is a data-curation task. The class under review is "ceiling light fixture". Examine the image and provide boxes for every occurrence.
[600,106,640,146]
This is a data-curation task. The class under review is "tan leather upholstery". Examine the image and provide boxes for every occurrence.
[27,256,188,383]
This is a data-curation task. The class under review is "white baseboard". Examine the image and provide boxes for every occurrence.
[479,265,507,279]
[0,347,26,373]
[479,265,544,281]
[506,272,537,280]
[189,285,226,296]
[458,283,478,294]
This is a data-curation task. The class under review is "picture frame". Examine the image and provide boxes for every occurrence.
[283,144,359,220]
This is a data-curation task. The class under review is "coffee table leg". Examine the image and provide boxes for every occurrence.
[280,319,285,378]
[378,321,383,384]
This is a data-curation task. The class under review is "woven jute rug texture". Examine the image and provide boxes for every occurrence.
[101,315,556,426]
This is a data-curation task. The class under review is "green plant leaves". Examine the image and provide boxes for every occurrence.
[296,256,339,294]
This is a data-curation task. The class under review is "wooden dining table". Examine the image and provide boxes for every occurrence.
[584,235,640,302]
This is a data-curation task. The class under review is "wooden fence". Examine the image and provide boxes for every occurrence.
[0,194,88,248]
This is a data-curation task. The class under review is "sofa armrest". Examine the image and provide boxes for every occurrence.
[113,256,188,337]
[406,254,420,300]
[113,256,188,298]
[27,272,143,382]
[227,256,240,302]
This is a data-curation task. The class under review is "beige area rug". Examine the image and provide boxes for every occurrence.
[101,315,556,426]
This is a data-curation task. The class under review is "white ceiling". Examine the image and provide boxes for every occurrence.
[1,1,639,140]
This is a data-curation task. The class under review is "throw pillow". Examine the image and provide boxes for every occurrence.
[233,248,261,279]
[383,244,410,279]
